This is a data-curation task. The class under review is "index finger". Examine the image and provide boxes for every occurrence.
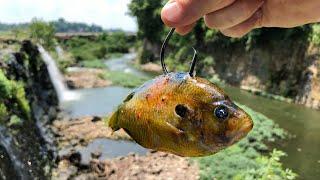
[161,0,236,27]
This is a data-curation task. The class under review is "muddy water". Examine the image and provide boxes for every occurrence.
[61,54,320,179]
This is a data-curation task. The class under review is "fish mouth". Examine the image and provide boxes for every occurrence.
[220,117,253,146]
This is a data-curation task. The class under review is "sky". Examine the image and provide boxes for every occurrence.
[0,0,137,32]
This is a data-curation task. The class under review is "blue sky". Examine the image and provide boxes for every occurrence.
[0,0,137,31]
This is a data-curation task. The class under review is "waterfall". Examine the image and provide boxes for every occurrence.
[55,45,64,58]
[37,45,80,102]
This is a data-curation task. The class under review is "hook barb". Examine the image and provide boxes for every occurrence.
[189,47,197,77]
[160,28,175,75]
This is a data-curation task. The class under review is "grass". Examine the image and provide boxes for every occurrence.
[102,70,149,88]
[79,59,106,69]
[194,104,297,180]
[0,30,29,40]
[243,88,294,103]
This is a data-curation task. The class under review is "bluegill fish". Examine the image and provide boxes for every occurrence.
[108,72,253,157]
[108,28,253,157]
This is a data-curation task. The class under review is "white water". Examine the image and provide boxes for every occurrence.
[55,45,64,58]
[37,45,80,102]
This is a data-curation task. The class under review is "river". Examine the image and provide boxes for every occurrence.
[58,53,320,179]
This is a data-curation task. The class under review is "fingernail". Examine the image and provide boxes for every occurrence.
[162,2,183,23]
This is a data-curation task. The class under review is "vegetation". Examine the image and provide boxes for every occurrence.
[8,115,23,127]
[60,31,134,69]
[128,0,164,43]
[0,18,104,33]
[79,60,106,69]
[310,24,320,46]
[195,104,297,180]
[235,150,296,180]
[29,18,56,48]
[51,18,103,32]
[244,88,293,103]
[0,69,31,123]
[102,71,149,88]
[0,22,29,31]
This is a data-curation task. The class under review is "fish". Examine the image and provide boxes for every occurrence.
[108,28,253,157]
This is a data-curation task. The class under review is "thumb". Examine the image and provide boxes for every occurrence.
[161,0,235,27]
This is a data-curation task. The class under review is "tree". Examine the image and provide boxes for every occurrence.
[29,18,56,48]
[128,0,164,43]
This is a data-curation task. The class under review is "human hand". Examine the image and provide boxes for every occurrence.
[161,0,320,37]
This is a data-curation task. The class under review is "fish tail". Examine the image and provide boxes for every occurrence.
[108,109,120,131]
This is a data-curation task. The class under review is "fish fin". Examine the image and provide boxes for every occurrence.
[108,110,120,131]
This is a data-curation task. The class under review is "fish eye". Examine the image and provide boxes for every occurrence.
[175,104,189,118]
[214,105,229,121]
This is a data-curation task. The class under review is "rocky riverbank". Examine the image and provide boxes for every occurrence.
[50,116,199,180]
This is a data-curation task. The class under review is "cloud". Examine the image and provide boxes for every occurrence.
[0,0,137,31]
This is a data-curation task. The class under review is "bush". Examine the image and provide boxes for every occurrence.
[29,18,56,49]
[0,70,31,121]
[310,24,320,46]
[235,149,297,180]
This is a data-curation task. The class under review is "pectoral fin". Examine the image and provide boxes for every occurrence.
[108,109,120,131]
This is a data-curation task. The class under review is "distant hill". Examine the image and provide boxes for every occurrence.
[0,22,29,31]
[51,18,103,32]
[0,18,105,33]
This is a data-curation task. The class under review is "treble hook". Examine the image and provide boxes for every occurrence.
[160,28,198,77]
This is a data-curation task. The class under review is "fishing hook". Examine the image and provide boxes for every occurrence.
[189,47,197,77]
[160,28,198,77]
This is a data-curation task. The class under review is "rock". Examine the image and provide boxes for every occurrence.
[91,150,102,159]
[140,62,162,73]
[64,68,112,89]
[96,152,199,180]
[52,160,78,180]
[51,116,131,148]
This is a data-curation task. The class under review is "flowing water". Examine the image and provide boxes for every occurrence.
[42,49,320,179]
[38,45,81,102]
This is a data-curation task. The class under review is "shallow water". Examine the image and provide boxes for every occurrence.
[78,138,148,164]
[61,86,132,117]
[104,53,151,78]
